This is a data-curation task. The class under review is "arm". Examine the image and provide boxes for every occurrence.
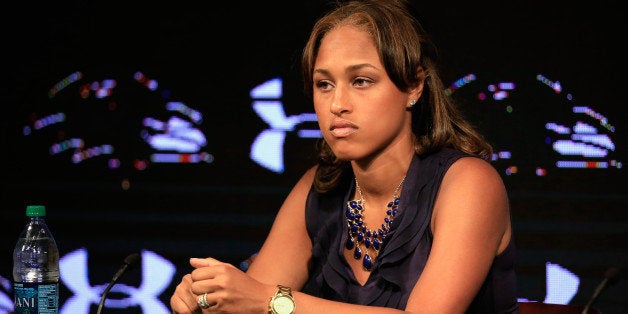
[245,165,316,288]
[172,166,412,313]
[405,156,512,313]
[170,167,317,314]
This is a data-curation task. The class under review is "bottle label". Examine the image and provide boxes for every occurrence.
[13,282,59,314]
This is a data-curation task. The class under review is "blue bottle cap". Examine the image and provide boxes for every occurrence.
[26,205,46,217]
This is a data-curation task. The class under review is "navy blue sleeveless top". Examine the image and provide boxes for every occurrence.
[302,148,519,313]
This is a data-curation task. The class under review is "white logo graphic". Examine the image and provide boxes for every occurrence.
[59,248,175,314]
[250,78,320,173]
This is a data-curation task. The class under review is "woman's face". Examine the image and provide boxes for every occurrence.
[312,25,415,162]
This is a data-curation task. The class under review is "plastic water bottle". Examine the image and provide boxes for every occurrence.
[12,204,60,313]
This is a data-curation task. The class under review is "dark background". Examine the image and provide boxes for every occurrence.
[2,1,626,313]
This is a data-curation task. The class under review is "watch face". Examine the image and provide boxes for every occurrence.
[273,295,295,314]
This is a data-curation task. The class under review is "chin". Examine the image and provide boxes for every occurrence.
[328,141,368,161]
[330,149,361,162]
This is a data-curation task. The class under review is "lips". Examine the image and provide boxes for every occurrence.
[329,119,358,137]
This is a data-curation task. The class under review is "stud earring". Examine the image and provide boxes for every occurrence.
[408,99,417,108]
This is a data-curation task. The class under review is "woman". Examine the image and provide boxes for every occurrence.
[170,0,518,313]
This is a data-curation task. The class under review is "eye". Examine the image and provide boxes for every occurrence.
[352,77,374,88]
[315,80,333,91]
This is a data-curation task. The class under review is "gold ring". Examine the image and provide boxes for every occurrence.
[197,293,211,309]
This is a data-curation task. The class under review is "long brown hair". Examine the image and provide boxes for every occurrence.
[302,0,493,193]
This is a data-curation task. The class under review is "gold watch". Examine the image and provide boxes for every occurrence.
[269,285,295,314]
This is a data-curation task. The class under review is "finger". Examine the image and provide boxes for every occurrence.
[190,257,221,268]
[189,262,240,285]
[183,273,193,283]
[170,282,199,313]
[182,275,203,311]
[190,265,218,284]
[170,294,192,314]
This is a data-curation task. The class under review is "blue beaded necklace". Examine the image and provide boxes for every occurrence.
[345,176,405,271]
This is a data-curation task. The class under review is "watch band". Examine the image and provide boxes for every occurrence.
[276,285,292,296]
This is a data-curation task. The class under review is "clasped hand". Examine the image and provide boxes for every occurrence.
[170,257,272,313]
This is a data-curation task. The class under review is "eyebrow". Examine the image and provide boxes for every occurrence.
[313,63,378,76]
[347,63,377,72]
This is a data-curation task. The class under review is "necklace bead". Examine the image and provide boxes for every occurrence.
[345,176,405,271]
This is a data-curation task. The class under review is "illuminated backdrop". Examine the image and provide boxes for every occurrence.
[1,1,625,313]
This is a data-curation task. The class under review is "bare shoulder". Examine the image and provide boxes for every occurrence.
[444,156,504,188]
[435,156,509,221]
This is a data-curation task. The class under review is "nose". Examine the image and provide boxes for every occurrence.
[330,89,350,115]
[330,102,344,114]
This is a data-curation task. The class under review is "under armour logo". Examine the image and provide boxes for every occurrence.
[250,78,321,173]
[59,248,175,313]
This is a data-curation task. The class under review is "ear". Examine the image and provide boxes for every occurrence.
[407,66,427,103]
